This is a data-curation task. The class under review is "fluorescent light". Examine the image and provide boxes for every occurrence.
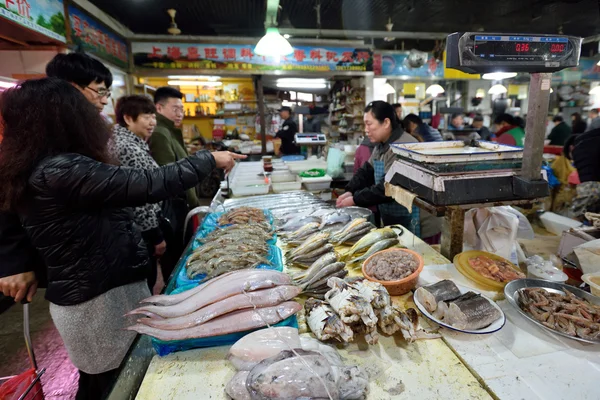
[277,82,327,89]
[277,78,327,85]
[255,27,293,57]
[482,72,517,80]
[425,84,445,96]
[167,75,221,81]
[488,84,508,95]
[383,82,396,95]
[589,86,600,95]
[168,80,222,87]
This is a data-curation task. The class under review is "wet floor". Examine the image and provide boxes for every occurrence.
[0,290,78,399]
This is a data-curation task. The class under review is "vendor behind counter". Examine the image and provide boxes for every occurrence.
[337,101,441,243]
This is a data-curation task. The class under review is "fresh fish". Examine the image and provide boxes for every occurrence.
[308,268,348,290]
[305,298,354,342]
[128,270,292,318]
[277,215,321,232]
[292,252,338,279]
[347,238,400,266]
[319,210,351,230]
[300,262,346,290]
[225,371,251,400]
[331,218,367,241]
[331,222,375,244]
[138,286,301,331]
[414,280,462,313]
[246,350,339,400]
[343,228,397,260]
[291,243,334,263]
[309,208,337,218]
[228,327,301,371]
[127,301,302,341]
[280,222,320,242]
[444,292,501,330]
[287,232,330,259]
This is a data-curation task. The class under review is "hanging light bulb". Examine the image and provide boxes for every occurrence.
[475,88,486,98]
[425,84,445,96]
[382,81,396,95]
[255,26,293,57]
[488,84,508,95]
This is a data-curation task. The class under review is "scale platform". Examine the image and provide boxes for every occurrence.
[385,141,549,206]
[295,133,327,145]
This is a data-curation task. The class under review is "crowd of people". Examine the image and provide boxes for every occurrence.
[0,53,244,399]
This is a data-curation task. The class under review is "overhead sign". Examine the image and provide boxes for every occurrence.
[68,5,128,69]
[374,52,443,77]
[0,0,66,42]
[132,43,373,72]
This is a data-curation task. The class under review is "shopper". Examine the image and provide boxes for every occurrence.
[0,78,244,400]
[493,114,525,147]
[392,103,403,123]
[304,110,321,132]
[470,114,492,140]
[0,52,114,304]
[571,127,600,218]
[571,112,587,134]
[587,109,600,131]
[112,95,165,293]
[403,114,443,142]
[337,101,441,241]
[448,113,465,130]
[548,116,572,146]
[276,106,300,155]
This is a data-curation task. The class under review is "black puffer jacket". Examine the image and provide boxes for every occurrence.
[20,151,215,306]
[573,128,600,183]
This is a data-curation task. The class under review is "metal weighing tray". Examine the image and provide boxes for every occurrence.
[504,279,600,345]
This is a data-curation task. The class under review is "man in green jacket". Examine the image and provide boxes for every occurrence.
[548,115,572,146]
[150,87,200,209]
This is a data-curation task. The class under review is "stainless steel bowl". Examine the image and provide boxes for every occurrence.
[343,206,373,220]
[504,278,600,344]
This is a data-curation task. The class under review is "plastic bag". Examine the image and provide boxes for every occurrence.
[326,148,346,179]
[0,368,43,400]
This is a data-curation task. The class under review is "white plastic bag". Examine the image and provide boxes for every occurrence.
[463,206,534,264]
[326,148,346,179]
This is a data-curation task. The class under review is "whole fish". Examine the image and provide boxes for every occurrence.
[277,216,321,232]
[293,252,338,278]
[127,301,302,341]
[307,268,348,290]
[139,286,301,331]
[333,224,374,244]
[291,243,334,263]
[343,228,397,260]
[331,218,367,241]
[319,211,351,230]
[281,222,320,242]
[347,238,400,266]
[130,270,292,318]
[300,262,346,290]
[287,232,330,259]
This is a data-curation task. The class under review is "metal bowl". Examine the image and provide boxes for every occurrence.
[504,278,600,344]
[343,206,373,220]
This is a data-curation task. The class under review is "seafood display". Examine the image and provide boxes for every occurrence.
[330,218,376,245]
[467,255,525,283]
[279,222,320,244]
[218,206,266,225]
[342,228,397,260]
[225,327,369,400]
[306,276,439,344]
[347,238,400,266]
[187,252,270,280]
[518,287,600,341]
[415,280,463,313]
[364,249,419,281]
[293,253,348,296]
[127,270,301,341]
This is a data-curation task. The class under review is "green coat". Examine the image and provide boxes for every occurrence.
[548,121,572,146]
[149,114,200,208]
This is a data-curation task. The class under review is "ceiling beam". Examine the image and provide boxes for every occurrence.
[129,34,366,47]
[278,28,448,40]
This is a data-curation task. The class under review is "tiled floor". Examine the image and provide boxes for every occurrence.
[0,290,78,399]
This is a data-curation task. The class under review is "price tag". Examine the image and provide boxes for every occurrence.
[541,79,551,91]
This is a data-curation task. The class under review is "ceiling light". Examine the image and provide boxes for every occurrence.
[283,34,291,39]
[277,78,326,85]
[589,86,600,95]
[277,82,327,89]
[482,72,518,80]
[488,84,508,95]
[167,75,221,81]
[168,80,222,87]
[383,82,396,95]
[597,60,600,66]
[475,88,486,98]
[255,27,293,57]
[425,84,445,96]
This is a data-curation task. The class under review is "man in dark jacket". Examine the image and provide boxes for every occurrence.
[0,53,113,303]
[470,114,492,141]
[403,114,443,142]
[548,115,572,146]
[276,106,300,155]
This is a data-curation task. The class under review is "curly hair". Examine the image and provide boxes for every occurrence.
[0,77,114,211]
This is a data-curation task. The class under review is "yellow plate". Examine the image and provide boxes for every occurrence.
[453,250,524,292]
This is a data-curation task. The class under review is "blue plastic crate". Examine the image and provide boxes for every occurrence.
[176,245,283,288]
[150,283,298,356]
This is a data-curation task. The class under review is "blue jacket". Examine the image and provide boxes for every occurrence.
[417,123,443,142]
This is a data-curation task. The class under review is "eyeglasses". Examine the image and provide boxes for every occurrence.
[171,105,185,115]
[86,86,111,98]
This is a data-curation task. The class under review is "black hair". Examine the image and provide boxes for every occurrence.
[115,95,157,127]
[451,113,463,120]
[364,101,399,130]
[154,87,184,104]
[553,115,564,123]
[473,114,484,122]
[494,113,515,126]
[591,109,599,116]
[391,103,402,110]
[403,113,423,126]
[46,52,112,88]
[514,116,526,129]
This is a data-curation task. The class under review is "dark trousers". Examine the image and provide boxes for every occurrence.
[76,369,117,400]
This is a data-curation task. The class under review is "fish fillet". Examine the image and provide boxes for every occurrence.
[444,292,501,330]
[414,280,462,313]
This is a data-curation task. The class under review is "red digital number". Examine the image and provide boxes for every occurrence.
[516,43,530,52]
[550,44,565,53]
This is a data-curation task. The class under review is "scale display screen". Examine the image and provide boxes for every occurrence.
[473,35,569,62]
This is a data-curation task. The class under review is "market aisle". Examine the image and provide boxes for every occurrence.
[0,290,78,400]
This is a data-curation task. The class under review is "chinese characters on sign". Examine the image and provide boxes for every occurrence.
[68,5,128,69]
[132,43,373,72]
[0,0,66,42]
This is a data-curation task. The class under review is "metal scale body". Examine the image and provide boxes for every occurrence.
[384,32,583,258]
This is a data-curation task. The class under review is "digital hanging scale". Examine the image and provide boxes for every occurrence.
[295,133,327,145]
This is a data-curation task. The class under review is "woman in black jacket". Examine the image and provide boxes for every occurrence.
[0,78,243,399]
